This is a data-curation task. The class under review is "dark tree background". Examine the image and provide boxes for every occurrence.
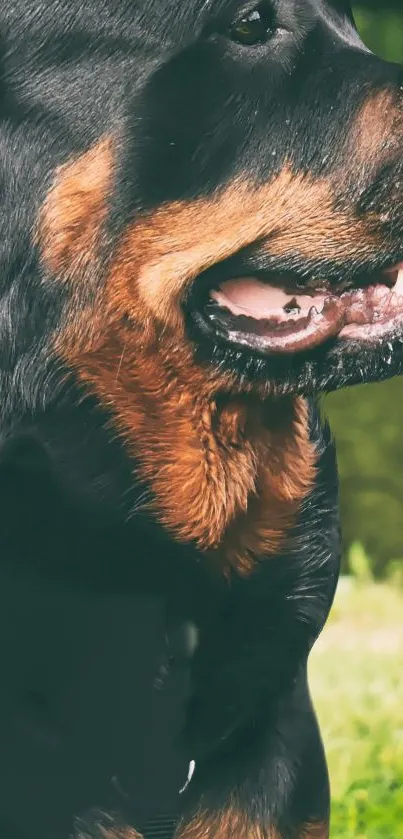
[327,5,403,575]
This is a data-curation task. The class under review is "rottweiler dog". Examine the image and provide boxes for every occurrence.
[0,1,402,838]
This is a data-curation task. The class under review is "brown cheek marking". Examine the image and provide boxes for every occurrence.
[348,89,402,166]
[39,136,114,280]
[111,173,381,332]
[40,142,381,348]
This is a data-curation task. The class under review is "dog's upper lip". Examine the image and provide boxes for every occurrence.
[194,262,403,354]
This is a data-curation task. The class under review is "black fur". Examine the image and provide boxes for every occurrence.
[0,2,401,838]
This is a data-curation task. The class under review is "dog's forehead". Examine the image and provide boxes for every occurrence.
[142,0,351,27]
[139,0,359,60]
[2,0,356,53]
[144,0,350,16]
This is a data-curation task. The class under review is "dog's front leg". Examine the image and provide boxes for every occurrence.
[75,667,329,839]
[175,665,330,839]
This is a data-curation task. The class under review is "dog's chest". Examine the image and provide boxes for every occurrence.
[0,555,200,838]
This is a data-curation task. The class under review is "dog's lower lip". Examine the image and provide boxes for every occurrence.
[196,265,403,354]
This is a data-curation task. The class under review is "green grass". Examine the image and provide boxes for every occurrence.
[309,581,403,838]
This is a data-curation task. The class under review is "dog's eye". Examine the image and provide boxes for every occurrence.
[229,4,275,46]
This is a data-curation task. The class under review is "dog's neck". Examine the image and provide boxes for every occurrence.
[70,329,317,574]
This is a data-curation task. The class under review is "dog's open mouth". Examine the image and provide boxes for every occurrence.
[193,262,403,355]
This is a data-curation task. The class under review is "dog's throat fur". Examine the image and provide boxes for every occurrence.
[62,331,317,573]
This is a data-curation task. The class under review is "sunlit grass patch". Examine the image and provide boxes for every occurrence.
[310,581,403,837]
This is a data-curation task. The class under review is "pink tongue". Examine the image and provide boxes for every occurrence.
[211,278,327,320]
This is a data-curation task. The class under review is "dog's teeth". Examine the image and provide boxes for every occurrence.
[395,268,403,293]
[306,277,329,291]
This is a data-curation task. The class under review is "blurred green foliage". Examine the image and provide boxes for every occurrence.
[326,6,403,577]
[327,380,403,577]
[310,580,403,838]
[307,10,403,836]
[354,6,403,62]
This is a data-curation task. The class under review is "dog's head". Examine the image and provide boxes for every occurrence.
[41,0,403,400]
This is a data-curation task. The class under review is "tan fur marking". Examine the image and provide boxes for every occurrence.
[71,326,316,568]
[349,89,401,165]
[175,808,327,839]
[40,140,325,571]
[175,807,280,839]
[74,812,328,839]
[221,398,315,573]
[105,172,383,334]
[39,137,114,279]
[40,137,385,353]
